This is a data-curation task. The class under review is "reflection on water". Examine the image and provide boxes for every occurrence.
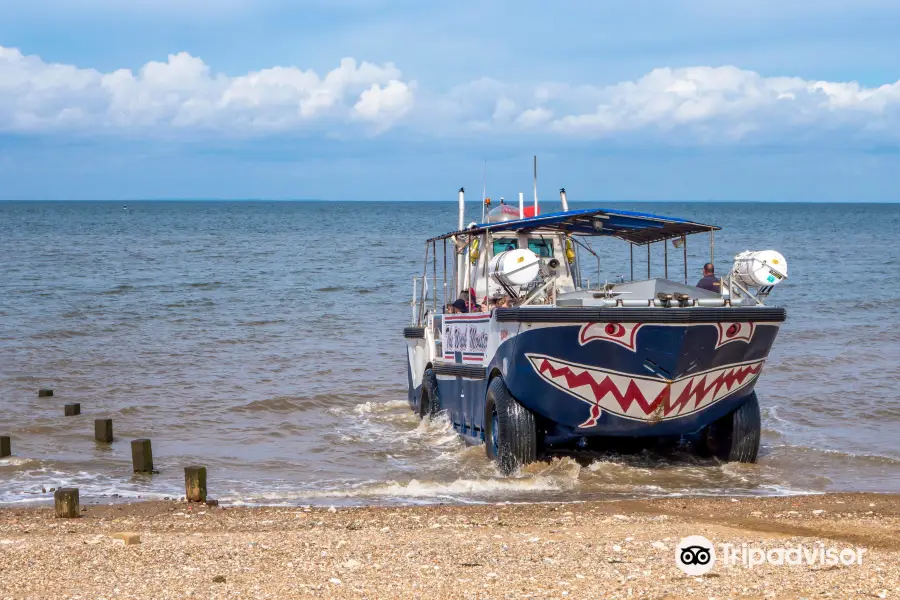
[0,200,898,505]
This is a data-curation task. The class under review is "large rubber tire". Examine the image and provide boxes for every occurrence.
[484,377,537,474]
[701,392,761,463]
[418,368,441,418]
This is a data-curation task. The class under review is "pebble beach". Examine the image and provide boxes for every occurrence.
[1,493,898,599]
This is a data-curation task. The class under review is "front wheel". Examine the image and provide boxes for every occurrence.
[418,369,441,418]
[700,392,761,463]
[484,377,537,474]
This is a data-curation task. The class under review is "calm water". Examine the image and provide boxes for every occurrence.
[1,201,898,506]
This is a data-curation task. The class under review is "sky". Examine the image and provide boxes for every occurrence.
[2,0,900,201]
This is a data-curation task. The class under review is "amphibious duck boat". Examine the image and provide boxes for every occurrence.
[404,188,787,473]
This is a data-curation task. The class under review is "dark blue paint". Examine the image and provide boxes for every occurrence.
[426,322,779,445]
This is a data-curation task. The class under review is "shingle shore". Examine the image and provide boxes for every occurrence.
[0,493,898,599]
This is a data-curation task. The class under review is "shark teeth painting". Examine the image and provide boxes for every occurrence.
[526,354,765,427]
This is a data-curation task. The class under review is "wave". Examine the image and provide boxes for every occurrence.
[237,320,286,327]
[31,329,90,339]
[235,394,351,413]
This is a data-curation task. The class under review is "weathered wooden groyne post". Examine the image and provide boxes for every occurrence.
[131,439,154,473]
[94,419,113,443]
[184,466,207,503]
[64,403,81,416]
[54,488,80,518]
[0,436,10,458]
[38,389,53,397]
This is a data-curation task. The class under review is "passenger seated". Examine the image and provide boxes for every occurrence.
[450,299,468,314]
[696,263,721,293]
[491,296,510,309]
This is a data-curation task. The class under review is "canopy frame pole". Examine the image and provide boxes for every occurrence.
[481,232,490,310]
[664,239,668,280]
[443,238,447,311]
[419,242,430,325]
[647,244,651,280]
[683,235,688,285]
[630,243,634,282]
[710,230,715,265]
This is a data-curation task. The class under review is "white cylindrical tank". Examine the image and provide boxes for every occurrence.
[490,249,540,287]
[732,250,788,287]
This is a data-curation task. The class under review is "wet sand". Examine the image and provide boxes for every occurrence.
[1,493,899,599]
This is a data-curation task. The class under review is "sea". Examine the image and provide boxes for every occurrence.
[1,200,898,506]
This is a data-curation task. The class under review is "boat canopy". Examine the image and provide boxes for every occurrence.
[427,207,720,246]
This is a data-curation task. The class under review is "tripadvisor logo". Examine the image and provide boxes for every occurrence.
[675,535,867,574]
[676,535,716,576]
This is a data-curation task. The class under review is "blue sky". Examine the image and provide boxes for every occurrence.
[2,0,900,201]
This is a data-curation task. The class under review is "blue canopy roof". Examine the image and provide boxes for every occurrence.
[427,207,720,246]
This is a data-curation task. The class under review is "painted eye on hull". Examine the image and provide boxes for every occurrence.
[605,323,625,337]
[726,323,740,338]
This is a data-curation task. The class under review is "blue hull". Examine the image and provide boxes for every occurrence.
[408,319,780,446]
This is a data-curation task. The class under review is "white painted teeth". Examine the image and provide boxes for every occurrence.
[528,354,764,423]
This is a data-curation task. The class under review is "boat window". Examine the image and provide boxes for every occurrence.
[527,238,554,258]
[492,238,519,254]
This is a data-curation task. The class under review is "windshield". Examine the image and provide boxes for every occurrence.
[492,237,554,258]
[492,238,518,254]
[528,238,554,258]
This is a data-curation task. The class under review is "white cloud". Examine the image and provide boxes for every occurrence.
[515,107,553,128]
[0,46,413,135]
[417,65,900,142]
[353,80,414,128]
[2,45,900,142]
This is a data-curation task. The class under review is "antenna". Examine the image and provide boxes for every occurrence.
[533,155,539,215]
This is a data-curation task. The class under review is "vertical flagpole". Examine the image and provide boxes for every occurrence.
[518,192,524,219]
[533,155,538,215]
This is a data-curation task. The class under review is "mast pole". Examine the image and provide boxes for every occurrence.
[432,240,437,314]
[533,155,538,214]
[481,160,487,223]
[518,192,524,219]
[457,187,465,297]
[683,236,688,284]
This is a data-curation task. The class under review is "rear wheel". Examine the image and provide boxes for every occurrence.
[484,377,537,474]
[700,392,761,463]
[418,368,440,418]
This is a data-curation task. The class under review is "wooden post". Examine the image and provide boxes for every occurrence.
[54,488,80,518]
[38,389,53,397]
[184,466,207,503]
[94,419,113,443]
[64,403,81,417]
[0,436,10,458]
[131,439,154,473]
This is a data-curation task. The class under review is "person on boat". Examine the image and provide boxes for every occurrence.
[491,296,510,309]
[450,298,469,314]
[696,262,721,293]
